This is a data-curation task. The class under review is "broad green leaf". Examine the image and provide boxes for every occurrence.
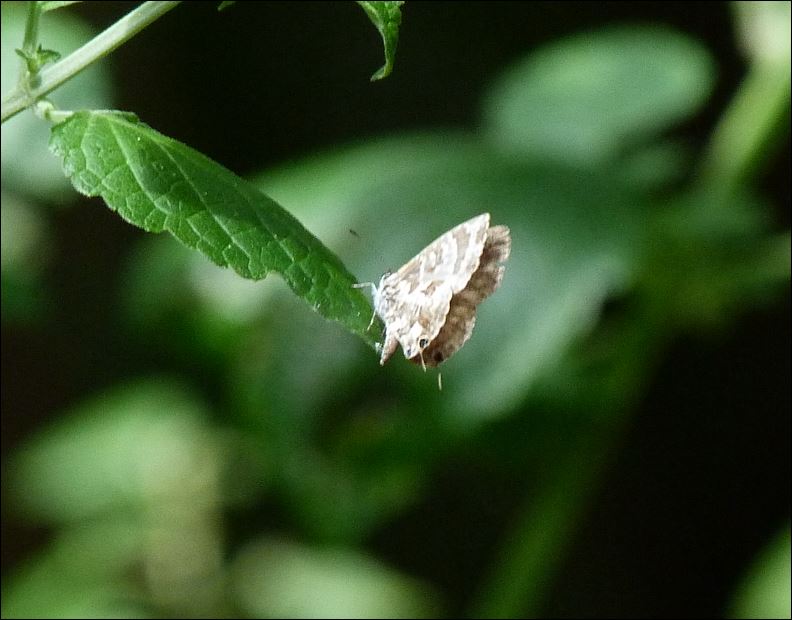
[49,110,378,347]
[232,538,438,618]
[254,132,643,421]
[7,380,217,522]
[1,520,152,619]
[483,26,715,165]
[357,1,404,80]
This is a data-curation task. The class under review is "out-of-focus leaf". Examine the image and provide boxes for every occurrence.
[0,2,112,203]
[733,0,791,65]
[357,1,404,80]
[0,191,50,323]
[617,140,691,190]
[641,189,790,330]
[121,235,196,327]
[730,526,791,619]
[483,26,715,165]
[120,235,275,367]
[8,380,219,522]
[255,132,644,421]
[49,110,378,348]
[232,538,439,618]
[1,521,151,619]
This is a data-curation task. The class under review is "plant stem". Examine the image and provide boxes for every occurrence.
[469,305,671,618]
[16,1,43,90]
[22,2,42,56]
[697,61,790,193]
[696,2,791,192]
[1,1,181,123]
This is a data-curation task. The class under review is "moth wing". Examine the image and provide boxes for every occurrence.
[392,212,490,293]
[419,224,511,366]
[376,278,453,362]
[377,213,491,360]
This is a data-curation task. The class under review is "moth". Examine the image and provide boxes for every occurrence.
[358,213,511,368]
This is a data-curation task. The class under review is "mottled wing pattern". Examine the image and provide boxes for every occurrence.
[375,213,491,364]
[416,224,511,367]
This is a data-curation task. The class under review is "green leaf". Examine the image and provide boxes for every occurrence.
[7,380,214,522]
[35,46,61,66]
[483,26,716,165]
[255,132,643,420]
[49,111,377,348]
[357,1,404,81]
[217,1,235,11]
[729,526,791,619]
[232,538,438,619]
[1,520,152,619]
[14,44,61,73]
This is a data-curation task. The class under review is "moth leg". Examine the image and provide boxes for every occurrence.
[352,281,377,294]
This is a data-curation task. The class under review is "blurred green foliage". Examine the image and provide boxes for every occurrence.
[1,2,789,619]
[730,526,792,619]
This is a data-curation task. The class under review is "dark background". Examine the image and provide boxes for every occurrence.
[2,2,789,618]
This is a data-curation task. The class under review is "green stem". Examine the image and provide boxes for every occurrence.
[697,60,790,192]
[469,308,670,617]
[468,436,608,618]
[22,2,42,56]
[697,2,791,192]
[17,1,43,90]
[1,1,181,123]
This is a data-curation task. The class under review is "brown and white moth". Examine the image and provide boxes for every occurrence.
[360,213,511,368]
